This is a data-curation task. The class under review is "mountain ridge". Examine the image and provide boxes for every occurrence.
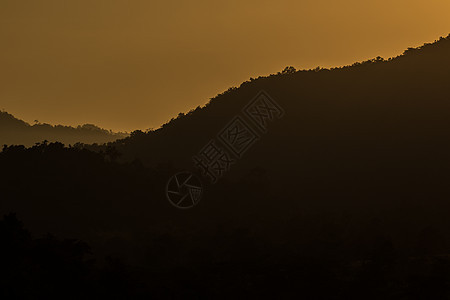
[0,110,128,146]
[104,33,450,172]
[1,34,450,298]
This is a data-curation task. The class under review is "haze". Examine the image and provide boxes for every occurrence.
[1,0,449,132]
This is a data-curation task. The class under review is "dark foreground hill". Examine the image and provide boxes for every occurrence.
[103,33,450,218]
[2,35,450,298]
[0,111,127,146]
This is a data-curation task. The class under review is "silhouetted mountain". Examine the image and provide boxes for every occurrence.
[0,111,127,146]
[2,35,450,298]
[103,34,450,212]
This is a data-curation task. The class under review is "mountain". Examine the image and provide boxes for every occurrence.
[2,34,450,298]
[64,33,450,260]
[0,111,127,146]
[107,34,450,207]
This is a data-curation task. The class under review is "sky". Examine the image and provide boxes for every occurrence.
[1,0,449,132]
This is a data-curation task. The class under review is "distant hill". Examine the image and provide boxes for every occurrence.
[0,111,127,146]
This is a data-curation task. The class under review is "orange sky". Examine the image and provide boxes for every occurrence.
[1,0,449,132]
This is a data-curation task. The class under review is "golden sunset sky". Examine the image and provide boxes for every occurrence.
[1,0,449,132]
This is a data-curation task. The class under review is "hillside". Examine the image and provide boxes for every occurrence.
[108,34,450,206]
[0,111,127,146]
[2,35,450,298]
